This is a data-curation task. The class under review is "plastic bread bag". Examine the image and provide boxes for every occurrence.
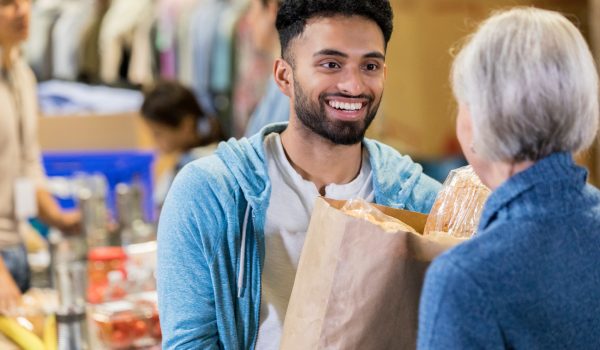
[341,198,418,234]
[423,165,491,238]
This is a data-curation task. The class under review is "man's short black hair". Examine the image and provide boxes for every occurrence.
[141,80,204,128]
[275,0,393,61]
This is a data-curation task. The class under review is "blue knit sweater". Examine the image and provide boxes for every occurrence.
[418,152,600,349]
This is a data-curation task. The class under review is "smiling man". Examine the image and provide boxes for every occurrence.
[157,1,441,349]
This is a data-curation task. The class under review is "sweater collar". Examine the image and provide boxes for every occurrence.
[478,152,587,231]
[220,122,431,210]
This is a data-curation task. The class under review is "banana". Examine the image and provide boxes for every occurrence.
[42,314,57,350]
[0,316,45,350]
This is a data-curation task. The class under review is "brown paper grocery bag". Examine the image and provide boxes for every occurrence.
[281,197,461,350]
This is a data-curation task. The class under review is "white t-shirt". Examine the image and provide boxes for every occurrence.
[255,133,374,349]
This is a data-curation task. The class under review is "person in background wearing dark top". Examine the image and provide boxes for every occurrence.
[418,7,600,349]
[140,80,224,209]
[0,0,80,315]
[156,0,441,348]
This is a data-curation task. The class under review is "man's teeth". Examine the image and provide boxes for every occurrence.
[328,101,363,111]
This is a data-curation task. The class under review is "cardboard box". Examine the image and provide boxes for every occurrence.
[39,112,154,151]
[38,112,177,179]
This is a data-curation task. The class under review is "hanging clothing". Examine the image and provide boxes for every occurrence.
[156,0,198,79]
[176,0,203,85]
[51,0,96,80]
[78,0,110,83]
[209,2,246,134]
[231,12,273,138]
[210,2,245,94]
[190,0,228,116]
[25,0,62,80]
[98,0,155,85]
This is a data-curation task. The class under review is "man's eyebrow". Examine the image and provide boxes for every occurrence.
[313,49,385,61]
[313,49,348,58]
[364,52,385,60]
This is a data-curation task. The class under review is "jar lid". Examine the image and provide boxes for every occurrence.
[88,247,127,261]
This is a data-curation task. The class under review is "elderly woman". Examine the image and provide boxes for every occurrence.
[418,7,600,349]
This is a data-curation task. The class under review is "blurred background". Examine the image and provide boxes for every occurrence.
[31,0,600,224]
[1,1,597,348]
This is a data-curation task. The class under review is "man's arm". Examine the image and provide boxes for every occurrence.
[157,164,223,349]
[417,257,504,349]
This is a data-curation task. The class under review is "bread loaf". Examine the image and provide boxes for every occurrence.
[423,166,490,238]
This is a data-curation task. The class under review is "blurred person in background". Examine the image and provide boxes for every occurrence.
[243,0,289,137]
[418,8,600,349]
[0,0,80,314]
[140,80,223,209]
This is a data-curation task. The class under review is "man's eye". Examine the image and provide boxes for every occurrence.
[365,63,379,71]
[322,62,340,69]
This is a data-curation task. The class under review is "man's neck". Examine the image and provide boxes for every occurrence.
[280,118,363,195]
[1,45,15,70]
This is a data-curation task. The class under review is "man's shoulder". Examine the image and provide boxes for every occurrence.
[165,154,239,210]
[158,154,241,254]
[363,138,420,171]
[364,138,442,212]
[177,153,241,191]
[363,138,398,155]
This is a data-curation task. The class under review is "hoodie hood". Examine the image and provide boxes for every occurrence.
[214,123,285,210]
[365,140,436,211]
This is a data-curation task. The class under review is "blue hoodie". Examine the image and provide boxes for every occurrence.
[157,123,441,349]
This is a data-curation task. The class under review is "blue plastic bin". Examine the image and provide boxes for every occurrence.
[42,150,156,222]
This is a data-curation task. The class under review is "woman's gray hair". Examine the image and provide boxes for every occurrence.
[452,7,599,162]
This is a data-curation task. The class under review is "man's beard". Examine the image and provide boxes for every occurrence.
[293,79,380,145]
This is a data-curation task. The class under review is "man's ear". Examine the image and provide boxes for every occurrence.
[274,58,293,98]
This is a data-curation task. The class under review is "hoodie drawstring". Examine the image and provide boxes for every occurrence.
[237,203,251,298]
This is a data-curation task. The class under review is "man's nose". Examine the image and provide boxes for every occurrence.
[337,67,366,96]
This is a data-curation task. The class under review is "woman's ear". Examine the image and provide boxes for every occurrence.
[273,58,293,98]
